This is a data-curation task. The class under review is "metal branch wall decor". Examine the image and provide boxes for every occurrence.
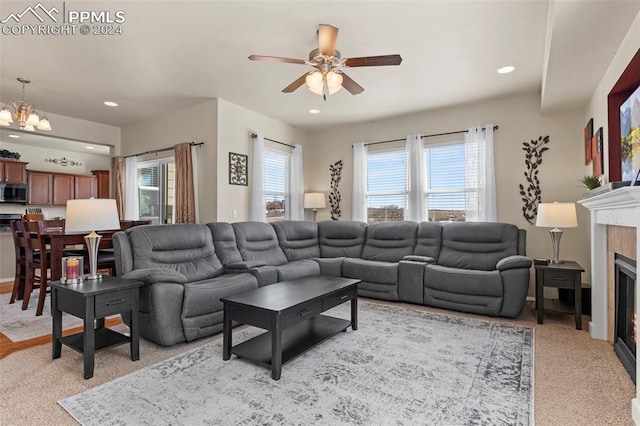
[329,159,343,220]
[519,135,550,224]
[229,152,248,186]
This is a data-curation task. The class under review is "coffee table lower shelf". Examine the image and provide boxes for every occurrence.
[232,315,350,366]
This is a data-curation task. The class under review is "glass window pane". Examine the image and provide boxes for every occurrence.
[426,143,465,190]
[263,148,290,221]
[427,192,465,222]
[367,194,405,222]
[265,194,286,223]
[367,150,406,193]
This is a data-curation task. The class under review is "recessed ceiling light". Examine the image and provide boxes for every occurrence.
[104,101,118,107]
[85,146,95,150]
[8,134,20,138]
[497,66,515,74]
[309,109,320,114]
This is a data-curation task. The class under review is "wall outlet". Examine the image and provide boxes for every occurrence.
[232,210,238,218]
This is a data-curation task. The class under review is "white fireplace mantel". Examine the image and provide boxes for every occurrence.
[578,186,640,423]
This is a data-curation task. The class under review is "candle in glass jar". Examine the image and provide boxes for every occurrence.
[66,258,80,280]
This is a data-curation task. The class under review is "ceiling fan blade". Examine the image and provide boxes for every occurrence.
[344,54,403,67]
[318,24,339,56]
[282,73,309,93]
[340,72,364,95]
[248,55,306,65]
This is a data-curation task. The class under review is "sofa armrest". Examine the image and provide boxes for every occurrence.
[403,255,436,264]
[224,260,267,271]
[496,255,532,271]
[121,268,187,285]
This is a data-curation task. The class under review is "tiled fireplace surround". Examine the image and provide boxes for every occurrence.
[578,187,640,422]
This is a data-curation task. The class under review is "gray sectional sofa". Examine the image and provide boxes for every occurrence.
[113,220,531,346]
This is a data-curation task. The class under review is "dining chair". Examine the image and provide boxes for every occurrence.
[9,221,28,304]
[22,220,50,315]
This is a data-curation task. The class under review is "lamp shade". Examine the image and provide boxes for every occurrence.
[65,199,121,233]
[535,202,578,228]
[304,192,326,209]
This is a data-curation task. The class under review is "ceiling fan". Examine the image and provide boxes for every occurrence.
[249,24,402,100]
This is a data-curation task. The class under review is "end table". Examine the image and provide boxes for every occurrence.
[535,260,585,330]
[51,275,144,379]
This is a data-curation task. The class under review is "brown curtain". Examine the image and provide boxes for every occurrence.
[174,143,196,223]
[111,156,126,219]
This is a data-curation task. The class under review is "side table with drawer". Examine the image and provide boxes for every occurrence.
[535,260,585,330]
[51,275,144,379]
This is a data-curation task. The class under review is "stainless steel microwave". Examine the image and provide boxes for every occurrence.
[0,183,28,204]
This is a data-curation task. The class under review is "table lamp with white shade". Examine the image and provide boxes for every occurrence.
[535,202,578,264]
[65,198,120,280]
[304,192,326,222]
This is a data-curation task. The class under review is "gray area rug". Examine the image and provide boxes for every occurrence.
[0,292,83,341]
[59,302,533,425]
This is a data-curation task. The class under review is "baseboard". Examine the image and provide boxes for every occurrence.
[632,398,640,425]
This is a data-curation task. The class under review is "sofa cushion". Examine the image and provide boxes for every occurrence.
[181,273,258,342]
[342,258,398,285]
[361,221,418,262]
[414,221,442,259]
[207,222,243,265]
[311,257,344,277]
[318,221,367,258]
[127,224,224,282]
[232,222,288,266]
[424,264,503,316]
[271,220,320,261]
[438,222,520,271]
[276,259,320,281]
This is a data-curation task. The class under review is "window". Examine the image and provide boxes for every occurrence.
[366,148,407,222]
[425,141,466,222]
[137,158,175,224]
[263,148,290,222]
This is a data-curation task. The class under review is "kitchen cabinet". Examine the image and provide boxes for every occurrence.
[92,170,110,198]
[74,175,98,199]
[0,159,28,183]
[53,174,74,206]
[28,171,53,205]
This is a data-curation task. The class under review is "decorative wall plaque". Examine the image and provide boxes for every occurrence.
[229,152,248,186]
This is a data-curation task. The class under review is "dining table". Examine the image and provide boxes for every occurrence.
[40,226,118,281]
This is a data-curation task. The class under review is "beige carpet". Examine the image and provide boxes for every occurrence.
[0,299,635,425]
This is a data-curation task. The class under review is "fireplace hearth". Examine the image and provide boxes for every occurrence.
[614,253,637,383]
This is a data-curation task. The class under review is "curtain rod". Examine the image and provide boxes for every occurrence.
[251,133,296,149]
[363,125,499,147]
[124,141,204,158]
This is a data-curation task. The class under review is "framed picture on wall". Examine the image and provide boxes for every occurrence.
[592,127,604,176]
[584,118,593,165]
[229,152,248,186]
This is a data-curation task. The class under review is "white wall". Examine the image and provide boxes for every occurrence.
[40,111,121,154]
[304,92,589,295]
[121,99,218,223]
[216,99,307,223]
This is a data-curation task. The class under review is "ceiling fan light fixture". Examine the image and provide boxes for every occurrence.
[326,71,343,94]
[306,71,324,95]
[23,124,35,132]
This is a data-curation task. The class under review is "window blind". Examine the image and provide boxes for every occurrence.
[263,149,290,222]
[366,149,407,222]
[425,142,466,221]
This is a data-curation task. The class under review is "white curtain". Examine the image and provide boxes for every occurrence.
[405,134,425,222]
[124,156,139,220]
[250,134,266,222]
[464,124,497,222]
[352,142,367,222]
[289,144,304,220]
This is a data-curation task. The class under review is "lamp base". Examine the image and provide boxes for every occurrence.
[84,231,103,281]
[548,228,564,264]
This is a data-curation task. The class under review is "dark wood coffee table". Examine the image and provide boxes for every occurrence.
[222,275,359,380]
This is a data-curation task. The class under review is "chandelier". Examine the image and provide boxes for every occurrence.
[0,78,52,131]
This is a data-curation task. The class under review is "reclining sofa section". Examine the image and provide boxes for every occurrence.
[113,220,531,346]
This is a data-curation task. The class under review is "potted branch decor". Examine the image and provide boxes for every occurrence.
[580,175,601,190]
[328,160,343,220]
[519,135,550,224]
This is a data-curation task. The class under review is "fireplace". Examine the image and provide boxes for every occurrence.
[614,253,637,383]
